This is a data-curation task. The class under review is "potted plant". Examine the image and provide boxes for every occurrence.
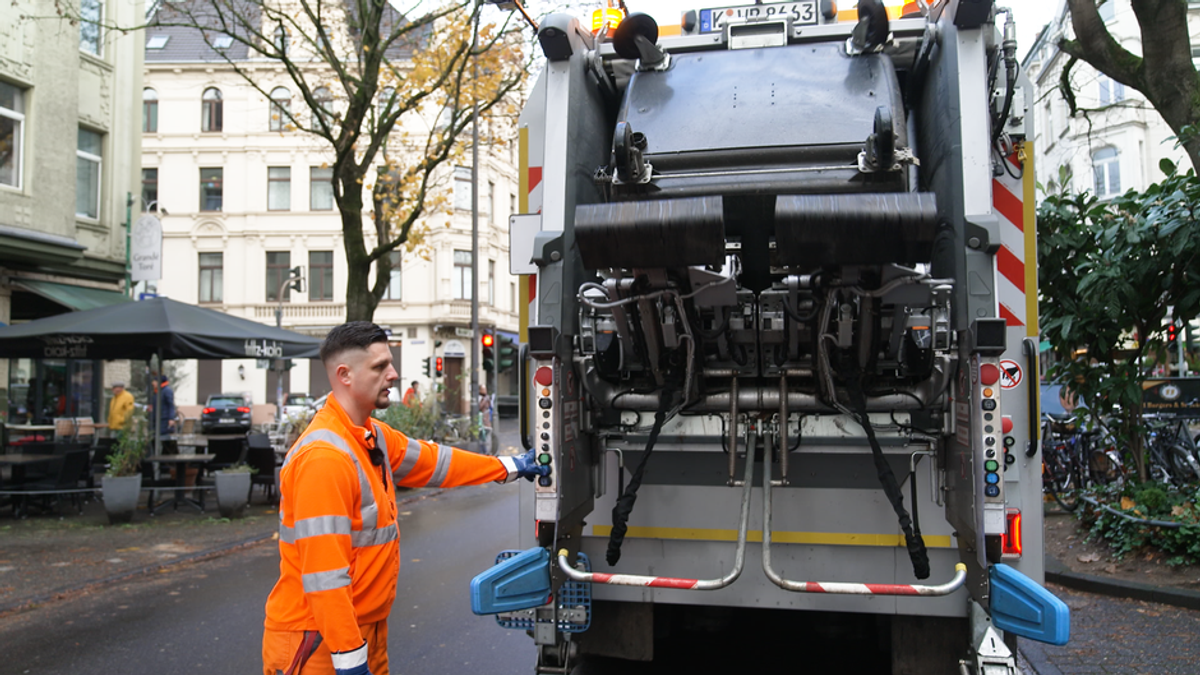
[102,413,149,524]
[214,463,256,518]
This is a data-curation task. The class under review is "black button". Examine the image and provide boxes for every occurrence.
[542,422,551,429]
[981,399,997,411]
[984,425,994,434]
[541,433,550,441]
[985,437,995,446]
[985,485,1000,497]
[538,476,553,487]
[543,411,550,418]
[541,444,549,451]
[985,449,996,458]
[1005,453,1016,465]
[539,398,552,409]
[984,413,994,421]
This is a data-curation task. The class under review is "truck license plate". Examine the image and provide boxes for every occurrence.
[219,417,234,424]
[699,1,818,33]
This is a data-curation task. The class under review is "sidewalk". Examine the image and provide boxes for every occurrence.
[0,487,442,617]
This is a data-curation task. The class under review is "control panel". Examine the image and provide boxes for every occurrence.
[976,357,1006,535]
[533,361,558,522]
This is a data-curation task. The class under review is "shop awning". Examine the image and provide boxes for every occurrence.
[12,279,130,312]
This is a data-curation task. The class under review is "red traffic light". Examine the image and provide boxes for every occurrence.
[482,333,495,347]
[1168,324,1179,343]
[435,357,443,372]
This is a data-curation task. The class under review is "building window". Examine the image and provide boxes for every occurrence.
[211,35,233,49]
[453,166,472,211]
[270,86,291,131]
[1092,147,1121,199]
[142,168,158,211]
[453,249,472,300]
[488,259,495,306]
[310,167,334,210]
[0,81,24,189]
[1043,100,1053,140]
[202,87,223,132]
[143,88,158,133]
[200,167,223,211]
[510,282,516,312]
[199,252,223,303]
[146,35,169,49]
[266,251,292,302]
[383,251,402,300]
[80,0,103,55]
[268,166,291,210]
[1098,76,1125,106]
[273,25,289,55]
[76,128,102,219]
[309,251,334,301]
[313,87,334,130]
[484,180,494,219]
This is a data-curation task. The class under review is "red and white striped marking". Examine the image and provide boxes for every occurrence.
[994,152,1027,328]
[562,554,967,597]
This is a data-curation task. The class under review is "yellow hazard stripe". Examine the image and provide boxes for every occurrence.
[1023,140,1038,337]
[591,525,954,548]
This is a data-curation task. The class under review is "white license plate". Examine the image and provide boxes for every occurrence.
[219,417,235,424]
[700,1,818,33]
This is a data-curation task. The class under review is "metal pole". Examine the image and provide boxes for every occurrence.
[469,9,480,423]
[274,275,295,422]
[125,192,133,297]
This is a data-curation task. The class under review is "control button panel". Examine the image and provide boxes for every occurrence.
[977,356,1005,508]
[534,363,556,496]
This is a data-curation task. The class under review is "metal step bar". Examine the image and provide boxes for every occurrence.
[556,442,755,590]
[761,442,967,596]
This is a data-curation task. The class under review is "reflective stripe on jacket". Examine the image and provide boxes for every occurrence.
[263,394,507,653]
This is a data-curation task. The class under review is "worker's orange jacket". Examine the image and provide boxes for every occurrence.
[263,394,510,655]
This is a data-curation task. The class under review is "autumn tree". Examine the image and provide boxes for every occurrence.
[70,0,528,321]
[1058,0,1200,171]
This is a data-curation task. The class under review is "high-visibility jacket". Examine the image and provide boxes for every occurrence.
[263,394,510,656]
[107,389,134,431]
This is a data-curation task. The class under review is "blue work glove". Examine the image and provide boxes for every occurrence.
[332,643,372,675]
[500,449,551,483]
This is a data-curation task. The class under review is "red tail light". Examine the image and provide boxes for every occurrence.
[237,407,250,413]
[1002,508,1022,558]
[202,407,215,414]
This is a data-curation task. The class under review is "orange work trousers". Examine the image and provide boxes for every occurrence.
[263,620,389,675]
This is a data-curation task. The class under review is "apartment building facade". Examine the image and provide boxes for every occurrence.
[142,17,521,414]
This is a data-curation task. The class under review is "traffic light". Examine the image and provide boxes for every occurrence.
[497,334,517,372]
[289,266,305,293]
[435,356,443,377]
[482,333,495,372]
[422,356,432,377]
[1167,322,1180,350]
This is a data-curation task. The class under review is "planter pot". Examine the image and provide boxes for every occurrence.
[214,471,252,519]
[102,474,142,525]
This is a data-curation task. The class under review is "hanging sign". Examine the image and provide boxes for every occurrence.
[131,214,163,282]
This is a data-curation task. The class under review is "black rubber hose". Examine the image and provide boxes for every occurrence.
[846,375,930,580]
[606,383,676,567]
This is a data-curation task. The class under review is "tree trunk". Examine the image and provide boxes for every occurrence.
[337,168,380,323]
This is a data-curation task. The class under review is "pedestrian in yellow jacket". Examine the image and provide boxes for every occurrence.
[261,321,547,675]
[107,382,134,431]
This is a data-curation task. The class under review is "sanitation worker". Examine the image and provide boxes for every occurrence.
[262,321,547,675]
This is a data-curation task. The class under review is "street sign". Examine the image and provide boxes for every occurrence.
[455,327,475,338]
[131,214,163,281]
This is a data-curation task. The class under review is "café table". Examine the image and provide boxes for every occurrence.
[0,453,60,516]
[144,454,214,514]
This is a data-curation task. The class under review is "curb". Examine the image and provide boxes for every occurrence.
[1018,639,1064,675]
[0,487,449,619]
[1044,554,1200,612]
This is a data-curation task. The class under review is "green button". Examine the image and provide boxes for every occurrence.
[538,453,552,465]
[985,460,999,472]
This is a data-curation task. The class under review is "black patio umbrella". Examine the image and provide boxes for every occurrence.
[0,297,322,360]
[0,297,324,455]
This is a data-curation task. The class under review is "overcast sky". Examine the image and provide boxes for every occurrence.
[518,0,1060,59]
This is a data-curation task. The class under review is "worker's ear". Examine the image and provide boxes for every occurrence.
[334,362,353,386]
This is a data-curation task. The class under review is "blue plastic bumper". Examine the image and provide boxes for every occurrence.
[470,547,552,615]
[989,563,1070,645]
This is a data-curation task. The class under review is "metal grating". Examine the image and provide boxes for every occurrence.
[494,549,592,633]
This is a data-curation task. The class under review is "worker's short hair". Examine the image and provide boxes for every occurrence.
[321,321,389,363]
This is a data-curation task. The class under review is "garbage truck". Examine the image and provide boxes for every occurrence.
[471,1,1069,672]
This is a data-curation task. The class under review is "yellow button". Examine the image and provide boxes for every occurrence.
[983,387,994,398]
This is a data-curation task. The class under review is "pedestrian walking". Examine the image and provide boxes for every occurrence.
[401,381,419,407]
[261,321,548,675]
[107,382,134,431]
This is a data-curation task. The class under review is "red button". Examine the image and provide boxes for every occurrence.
[980,363,1000,386]
[1001,416,1014,434]
[535,366,554,387]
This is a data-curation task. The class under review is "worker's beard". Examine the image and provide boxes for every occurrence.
[375,391,392,410]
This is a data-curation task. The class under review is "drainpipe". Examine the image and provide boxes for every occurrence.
[125,192,133,297]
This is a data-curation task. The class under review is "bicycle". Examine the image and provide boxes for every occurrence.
[1041,413,1127,511]
[1143,414,1200,485]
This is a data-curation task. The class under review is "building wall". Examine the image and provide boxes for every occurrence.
[143,62,520,410]
[0,0,144,421]
[1023,0,1193,199]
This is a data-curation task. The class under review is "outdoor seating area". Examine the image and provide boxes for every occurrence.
[0,418,280,520]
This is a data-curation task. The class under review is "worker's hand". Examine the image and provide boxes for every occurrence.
[332,642,372,675]
[499,449,551,483]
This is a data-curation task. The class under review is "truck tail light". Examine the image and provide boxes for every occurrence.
[202,407,215,414]
[1002,508,1022,558]
[237,407,250,413]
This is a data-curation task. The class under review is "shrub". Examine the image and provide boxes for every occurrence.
[373,394,438,441]
[1076,481,1200,565]
[107,411,150,477]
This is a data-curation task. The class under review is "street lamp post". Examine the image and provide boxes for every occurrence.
[274,268,305,421]
[469,5,481,424]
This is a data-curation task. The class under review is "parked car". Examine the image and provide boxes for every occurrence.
[201,393,252,434]
[281,393,315,420]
